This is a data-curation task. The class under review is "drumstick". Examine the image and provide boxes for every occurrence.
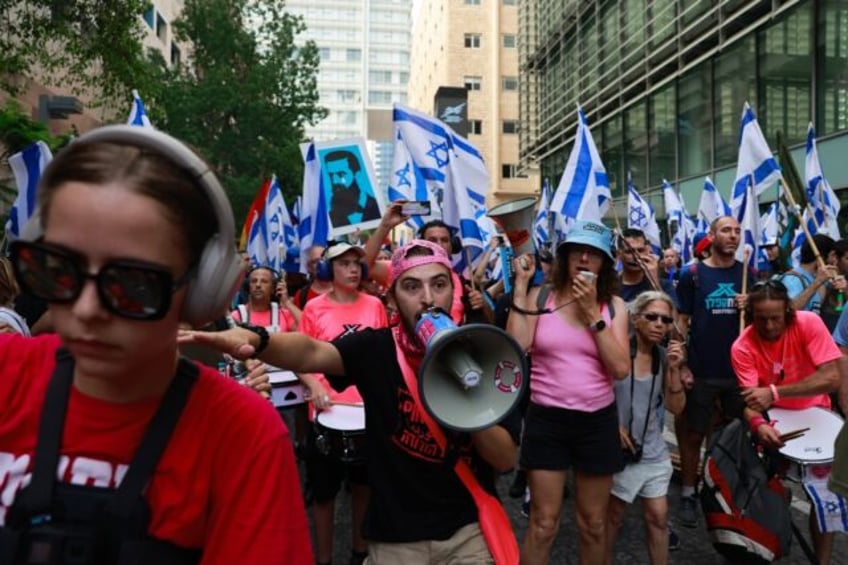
[779,427,810,442]
[331,401,364,408]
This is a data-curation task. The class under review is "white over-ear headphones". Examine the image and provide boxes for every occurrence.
[21,125,243,327]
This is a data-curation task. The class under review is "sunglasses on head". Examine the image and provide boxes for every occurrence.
[751,278,788,293]
[9,240,191,321]
[640,312,674,324]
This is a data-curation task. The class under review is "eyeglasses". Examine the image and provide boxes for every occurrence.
[751,278,788,293]
[10,241,191,320]
[640,312,674,324]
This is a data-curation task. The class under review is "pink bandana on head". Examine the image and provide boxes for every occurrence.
[389,239,454,286]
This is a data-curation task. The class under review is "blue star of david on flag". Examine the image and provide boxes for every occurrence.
[427,141,449,168]
[395,162,412,188]
[629,204,646,225]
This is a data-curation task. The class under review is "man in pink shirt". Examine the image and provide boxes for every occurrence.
[731,278,842,561]
[297,242,388,565]
[231,266,301,332]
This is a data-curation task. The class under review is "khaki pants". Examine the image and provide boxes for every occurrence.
[365,522,493,564]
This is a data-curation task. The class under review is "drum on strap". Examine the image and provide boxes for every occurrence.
[314,404,367,464]
[268,368,306,409]
[770,407,843,482]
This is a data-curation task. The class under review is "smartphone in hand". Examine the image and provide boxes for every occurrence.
[401,200,431,216]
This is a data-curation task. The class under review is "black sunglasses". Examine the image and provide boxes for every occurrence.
[640,312,674,324]
[751,278,788,293]
[10,241,191,321]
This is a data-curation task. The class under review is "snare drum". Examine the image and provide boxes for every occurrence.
[314,404,367,464]
[268,369,306,409]
[770,407,844,482]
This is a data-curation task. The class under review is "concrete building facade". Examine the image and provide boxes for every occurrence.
[286,0,412,193]
[409,0,536,206]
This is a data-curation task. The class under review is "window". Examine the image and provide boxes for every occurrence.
[465,0,481,4]
[338,89,358,103]
[502,120,519,134]
[346,48,361,62]
[143,7,155,29]
[464,76,482,91]
[678,65,712,177]
[369,70,392,84]
[469,120,483,135]
[368,91,392,104]
[503,0,517,5]
[319,47,330,60]
[170,43,181,67]
[156,13,167,43]
[464,34,481,48]
[502,164,526,178]
[502,76,519,91]
[503,34,517,48]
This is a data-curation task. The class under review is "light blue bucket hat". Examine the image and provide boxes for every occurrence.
[556,220,614,260]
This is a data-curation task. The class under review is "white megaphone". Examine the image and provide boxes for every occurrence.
[415,308,527,432]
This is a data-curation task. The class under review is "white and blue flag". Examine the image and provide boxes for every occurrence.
[697,176,732,232]
[387,128,437,231]
[5,141,53,241]
[805,123,841,240]
[534,178,551,249]
[626,173,661,254]
[127,90,153,128]
[735,176,760,267]
[298,142,331,273]
[260,176,300,273]
[549,107,610,240]
[730,102,781,219]
[392,104,490,272]
[760,202,780,246]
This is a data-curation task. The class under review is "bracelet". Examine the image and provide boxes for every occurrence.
[668,388,685,394]
[748,415,768,434]
[239,323,270,355]
[769,384,780,403]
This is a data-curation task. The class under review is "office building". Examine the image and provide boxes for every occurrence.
[409,0,537,205]
[286,0,412,193]
[520,0,848,219]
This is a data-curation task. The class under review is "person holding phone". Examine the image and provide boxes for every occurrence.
[507,220,630,563]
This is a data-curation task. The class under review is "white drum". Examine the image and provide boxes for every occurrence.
[314,404,367,463]
[770,406,844,482]
[268,369,306,408]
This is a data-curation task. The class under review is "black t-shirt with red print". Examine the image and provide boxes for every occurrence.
[329,327,521,543]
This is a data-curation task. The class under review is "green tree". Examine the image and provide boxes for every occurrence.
[0,0,156,113]
[155,0,326,224]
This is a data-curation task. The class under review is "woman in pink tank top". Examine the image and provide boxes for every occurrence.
[507,220,629,564]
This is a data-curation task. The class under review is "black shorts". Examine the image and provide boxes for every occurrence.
[305,428,368,503]
[520,401,623,475]
[684,378,744,434]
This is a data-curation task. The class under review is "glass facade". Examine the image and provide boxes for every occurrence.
[522,0,848,201]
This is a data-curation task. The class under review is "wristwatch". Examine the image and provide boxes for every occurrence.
[239,323,270,355]
[589,319,607,333]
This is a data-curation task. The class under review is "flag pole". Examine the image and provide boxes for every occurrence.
[780,177,828,272]
[739,248,750,333]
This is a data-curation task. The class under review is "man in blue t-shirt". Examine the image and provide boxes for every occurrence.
[674,216,751,528]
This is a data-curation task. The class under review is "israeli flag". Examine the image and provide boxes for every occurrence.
[393,103,490,271]
[759,202,780,246]
[387,128,436,231]
[550,107,610,240]
[735,176,760,266]
[673,213,697,264]
[534,178,551,249]
[730,102,782,219]
[5,141,52,241]
[298,142,330,274]
[663,179,684,227]
[626,173,661,254]
[262,176,299,273]
[127,90,153,128]
[697,176,731,232]
[805,123,841,240]
[664,180,695,262]
[246,207,267,268]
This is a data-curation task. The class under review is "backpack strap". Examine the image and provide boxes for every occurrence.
[687,262,699,290]
[237,304,249,324]
[270,302,280,331]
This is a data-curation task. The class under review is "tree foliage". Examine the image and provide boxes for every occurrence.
[0,0,155,112]
[154,0,326,223]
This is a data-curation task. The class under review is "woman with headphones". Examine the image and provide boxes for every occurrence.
[0,126,311,564]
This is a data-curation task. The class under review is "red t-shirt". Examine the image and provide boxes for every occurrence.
[0,334,313,564]
[299,292,387,408]
[731,311,842,410]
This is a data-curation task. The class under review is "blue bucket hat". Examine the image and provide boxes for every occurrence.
[557,220,614,260]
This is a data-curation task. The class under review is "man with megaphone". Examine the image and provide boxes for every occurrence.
[179,240,525,565]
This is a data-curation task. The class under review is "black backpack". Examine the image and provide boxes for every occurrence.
[699,418,792,563]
